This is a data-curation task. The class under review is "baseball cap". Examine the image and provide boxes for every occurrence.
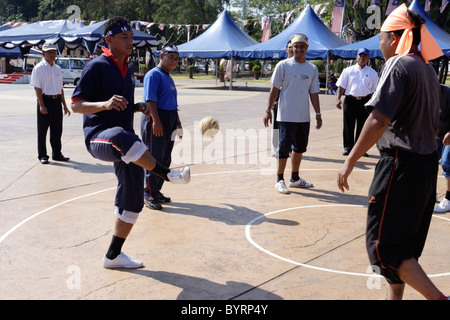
[357,48,369,56]
[290,34,308,45]
[161,44,179,55]
[42,42,58,52]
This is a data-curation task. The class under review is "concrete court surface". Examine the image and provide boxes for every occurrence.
[0,78,449,301]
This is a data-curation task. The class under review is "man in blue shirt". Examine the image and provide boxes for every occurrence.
[141,44,182,210]
[71,18,190,269]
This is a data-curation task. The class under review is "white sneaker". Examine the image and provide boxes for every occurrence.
[275,180,290,194]
[289,177,314,188]
[434,198,450,213]
[167,166,190,183]
[103,252,144,269]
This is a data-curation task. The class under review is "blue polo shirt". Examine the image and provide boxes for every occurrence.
[72,50,135,148]
[142,67,178,111]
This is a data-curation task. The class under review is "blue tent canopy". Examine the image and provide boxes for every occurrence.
[330,0,450,58]
[175,10,258,59]
[60,20,157,54]
[0,20,79,49]
[0,46,23,58]
[329,34,383,59]
[0,25,42,58]
[233,5,348,60]
[0,20,157,55]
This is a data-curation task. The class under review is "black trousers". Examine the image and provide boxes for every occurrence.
[366,149,438,284]
[140,109,178,199]
[37,95,63,159]
[342,95,371,150]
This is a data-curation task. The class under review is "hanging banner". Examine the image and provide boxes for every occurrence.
[331,0,345,35]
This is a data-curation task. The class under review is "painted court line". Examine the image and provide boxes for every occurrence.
[1,168,449,279]
[245,204,450,278]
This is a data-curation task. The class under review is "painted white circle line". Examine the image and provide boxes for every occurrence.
[0,187,115,244]
[1,168,357,244]
[245,204,450,278]
[1,166,449,266]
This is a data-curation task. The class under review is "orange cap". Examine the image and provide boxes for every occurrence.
[380,4,442,63]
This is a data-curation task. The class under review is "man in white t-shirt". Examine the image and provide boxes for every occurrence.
[336,48,378,156]
[30,41,71,164]
[263,33,322,194]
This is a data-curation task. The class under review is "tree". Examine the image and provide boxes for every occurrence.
[152,0,227,24]
[144,0,229,44]
[37,0,72,21]
[0,0,39,22]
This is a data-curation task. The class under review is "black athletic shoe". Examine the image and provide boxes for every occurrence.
[144,197,162,210]
[53,154,70,161]
[157,192,171,203]
[40,156,49,164]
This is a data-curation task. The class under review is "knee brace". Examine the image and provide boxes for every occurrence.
[115,207,139,224]
[121,140,148,164]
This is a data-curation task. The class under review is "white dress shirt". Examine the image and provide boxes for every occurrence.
[30,59,63,95]
[336,64,378,97]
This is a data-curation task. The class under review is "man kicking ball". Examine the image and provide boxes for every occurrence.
[71,17,190,269]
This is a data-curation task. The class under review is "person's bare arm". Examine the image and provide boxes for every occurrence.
[337,108,390,192]
[263,86,280,127]
[310,92,322,130]
[60,89,70,116]
[34,87,47,114]
[71,95,129,114]
[336,87,345,110]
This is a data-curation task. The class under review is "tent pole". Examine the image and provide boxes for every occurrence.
[229,57,233,90]
[326,54,330,95]
[137,48,141,74]
[215,58,218,86]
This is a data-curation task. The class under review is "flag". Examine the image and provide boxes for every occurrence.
[186,25,191,41]
[371,0,381,5]
[284,10,294,27]
[331,0,345,35]
[440,0,449,12]
[261,15,271,42]
[425,0,432,11]
[225,60,232,77]
[145,51,151,66]
[386,0,399,15]
[353,0,360,8]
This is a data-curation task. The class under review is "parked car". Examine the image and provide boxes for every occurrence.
[54,57,90,85]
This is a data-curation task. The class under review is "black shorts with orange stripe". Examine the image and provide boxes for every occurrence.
[366,148,438,284]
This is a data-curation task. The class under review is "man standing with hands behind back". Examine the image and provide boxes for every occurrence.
[30,41,71,164]
[141,44,183,210]
[335,48,378,156]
